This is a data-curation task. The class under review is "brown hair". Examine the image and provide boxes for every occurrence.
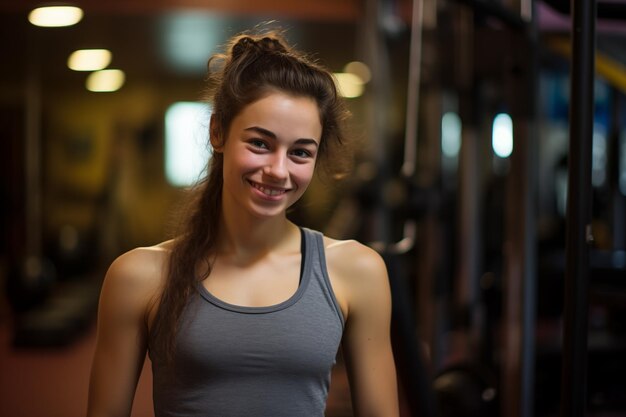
[151,30,351,362]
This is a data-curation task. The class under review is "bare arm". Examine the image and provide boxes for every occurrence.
[87,249,161,417]
[330,242,400,417]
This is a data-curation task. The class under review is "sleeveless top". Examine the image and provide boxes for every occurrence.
[149,228,345,417]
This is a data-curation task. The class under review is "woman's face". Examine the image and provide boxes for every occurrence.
[215,91,322,219]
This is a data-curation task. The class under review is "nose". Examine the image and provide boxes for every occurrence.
[263,152,289,181]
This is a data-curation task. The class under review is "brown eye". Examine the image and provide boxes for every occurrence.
[291,149,313,158]
[249,139,269,149]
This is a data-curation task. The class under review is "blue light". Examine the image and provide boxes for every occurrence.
[159,12,223,75]
[492,113,513,158]
[442,112,462,158]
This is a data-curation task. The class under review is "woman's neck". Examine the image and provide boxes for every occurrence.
[216,206,298,264]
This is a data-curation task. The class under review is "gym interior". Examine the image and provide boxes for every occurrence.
[1,0,625,416]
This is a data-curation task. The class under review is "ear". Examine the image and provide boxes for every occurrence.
[209,116,224,152]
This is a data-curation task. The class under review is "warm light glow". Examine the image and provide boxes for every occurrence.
[165,102,212,187]
[492,113,513,158]
[86,69,125,92]
[334,73,364,98]
[441,112,462,158]
[344,61,371,84]
[68,49,112,71]
[28,6,83,27]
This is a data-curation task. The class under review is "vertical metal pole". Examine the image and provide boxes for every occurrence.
[454,4,481,360]
[361,0,392,245]
[608,90,625,251]
[401,0,423,178]
[521,6,539,416]
[560,0,596,416]
[501,29,537,417]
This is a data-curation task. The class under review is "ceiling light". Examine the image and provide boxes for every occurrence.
[68,49,112,71]
[28,6,83,28]
[86,69,125,92]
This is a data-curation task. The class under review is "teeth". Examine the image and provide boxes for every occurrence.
[251,182,285,196]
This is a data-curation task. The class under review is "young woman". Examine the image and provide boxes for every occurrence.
[87,31,399,417]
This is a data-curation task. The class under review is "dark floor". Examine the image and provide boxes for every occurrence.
[0,318,154,417]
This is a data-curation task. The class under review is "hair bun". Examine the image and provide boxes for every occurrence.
[231,34,287,60]
[231,37,254,59]
[259,36,287,53]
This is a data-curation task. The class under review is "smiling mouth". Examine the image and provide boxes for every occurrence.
[248,180,289,197]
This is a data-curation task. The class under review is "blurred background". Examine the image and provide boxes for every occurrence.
[1,0,625,416]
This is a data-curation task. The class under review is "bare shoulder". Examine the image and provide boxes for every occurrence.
[107,241,171,287]
[323,236,388,283]
[110,239,173,272]
[322,236,390,320]
[100,240,173,318]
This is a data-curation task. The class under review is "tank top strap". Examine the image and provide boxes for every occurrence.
[300,227,345,328]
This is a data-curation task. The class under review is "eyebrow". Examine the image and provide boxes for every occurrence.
[244,126,319,147]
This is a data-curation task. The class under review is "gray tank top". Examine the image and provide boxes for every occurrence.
[149,228,345,417]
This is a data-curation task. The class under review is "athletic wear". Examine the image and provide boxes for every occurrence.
[149,228,345,417]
